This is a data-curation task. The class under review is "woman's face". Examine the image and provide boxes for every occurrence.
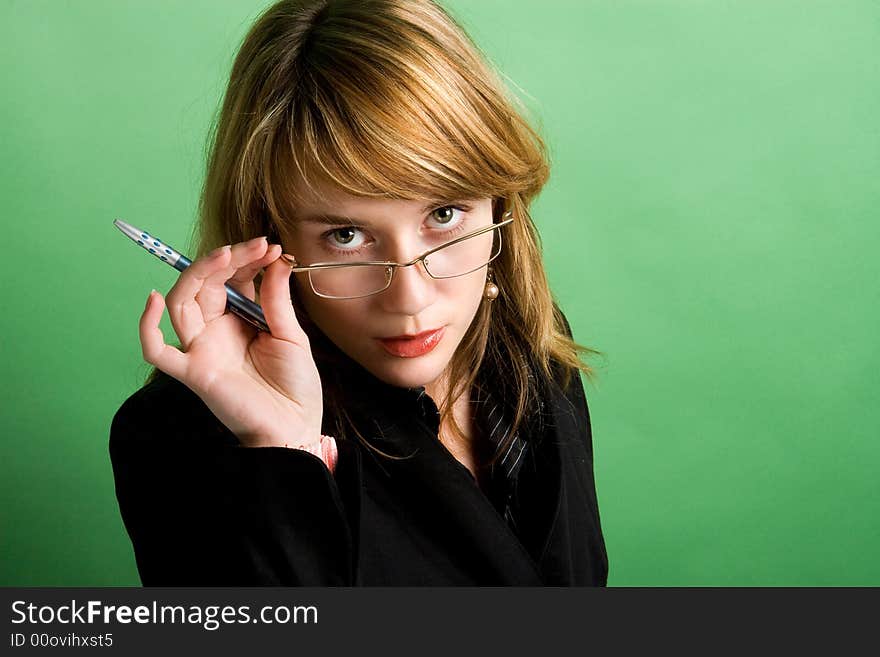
[280,180,494,395]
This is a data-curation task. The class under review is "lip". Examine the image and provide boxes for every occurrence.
[376,327,445,358]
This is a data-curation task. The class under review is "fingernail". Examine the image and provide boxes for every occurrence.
[247,235,268,246]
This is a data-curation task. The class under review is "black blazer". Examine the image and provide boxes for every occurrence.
[109,334,608,586]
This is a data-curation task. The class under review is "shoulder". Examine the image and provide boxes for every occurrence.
[555,305,575,339]
[545,360,590,424]
[545,308,592,428]
[109,371,236,455]
[549,306,587,392]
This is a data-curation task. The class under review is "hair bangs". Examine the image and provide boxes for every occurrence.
[268,32,535,218]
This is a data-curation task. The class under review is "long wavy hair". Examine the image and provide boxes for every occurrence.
[145,0,602,466]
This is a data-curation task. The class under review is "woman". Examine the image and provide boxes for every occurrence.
[110,0,608,586]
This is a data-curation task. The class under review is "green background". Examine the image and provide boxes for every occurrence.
[1,0,877,586]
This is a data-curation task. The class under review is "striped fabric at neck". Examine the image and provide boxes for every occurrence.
[474,385,529,535]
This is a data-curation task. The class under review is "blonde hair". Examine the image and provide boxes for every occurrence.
[146,0,602,465]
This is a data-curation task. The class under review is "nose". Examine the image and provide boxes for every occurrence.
[378,259,437,316]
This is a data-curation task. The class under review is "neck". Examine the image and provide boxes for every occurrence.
[423,369,451,405]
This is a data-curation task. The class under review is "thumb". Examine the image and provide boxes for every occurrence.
[260,255,308,344]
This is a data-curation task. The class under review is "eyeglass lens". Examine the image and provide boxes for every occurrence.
[308,228,500,299]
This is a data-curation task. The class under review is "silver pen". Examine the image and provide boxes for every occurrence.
[113,219,270,333]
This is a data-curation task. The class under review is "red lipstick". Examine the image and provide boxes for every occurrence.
[377,327,445,358]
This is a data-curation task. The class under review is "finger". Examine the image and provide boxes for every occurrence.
[198,237,271,323]
[139,290,188,381]
[165,245,231,348]
[227,243,282,301]
[259,255,309,344]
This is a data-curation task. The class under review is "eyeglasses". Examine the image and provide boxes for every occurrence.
[281,211,513,299]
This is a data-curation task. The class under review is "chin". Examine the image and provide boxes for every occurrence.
[363,349,453,391]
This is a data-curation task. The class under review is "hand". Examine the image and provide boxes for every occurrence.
[139,237,323,448]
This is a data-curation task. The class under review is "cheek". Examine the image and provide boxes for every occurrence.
[295,283,372,343]
[302,294,362,330]
[443,271,486,312]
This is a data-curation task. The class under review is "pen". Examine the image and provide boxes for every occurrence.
[113,219,270,333]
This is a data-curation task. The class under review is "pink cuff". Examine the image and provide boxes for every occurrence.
[287,435,338,474]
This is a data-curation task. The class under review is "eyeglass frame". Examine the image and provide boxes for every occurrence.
[280,211,513,300]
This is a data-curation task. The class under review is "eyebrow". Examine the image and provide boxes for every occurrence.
[297,201,449,227]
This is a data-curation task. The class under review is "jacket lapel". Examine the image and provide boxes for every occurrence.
[373,402,544,585]
[510,377,567,572]
[317,345,564,584]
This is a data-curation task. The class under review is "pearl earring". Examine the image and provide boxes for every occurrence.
[484,268,500,301]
